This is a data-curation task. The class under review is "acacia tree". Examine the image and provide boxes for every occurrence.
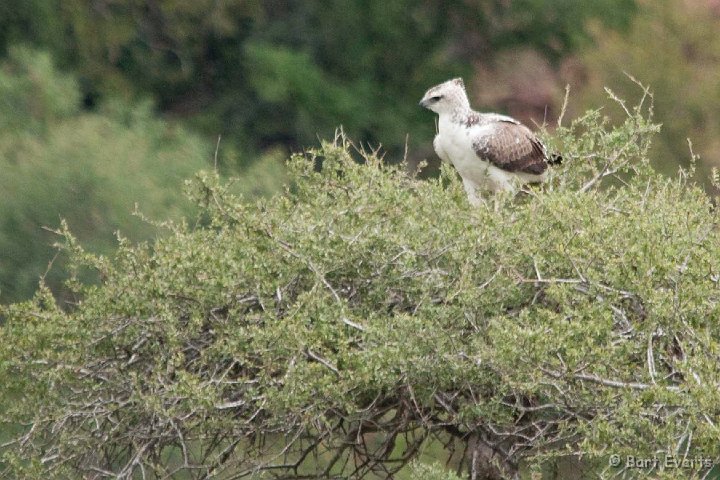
[2,96,720,479]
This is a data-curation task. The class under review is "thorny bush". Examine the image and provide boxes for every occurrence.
[2,95,720,480]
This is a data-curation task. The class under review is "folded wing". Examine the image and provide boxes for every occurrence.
[472,120,548,175]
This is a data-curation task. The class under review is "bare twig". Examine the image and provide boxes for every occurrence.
[542,368,680,392]
[305,348,340,376]
[558,84,570,128]
[214,135,222,171]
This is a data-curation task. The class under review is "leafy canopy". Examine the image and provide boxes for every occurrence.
[2,96,720,479]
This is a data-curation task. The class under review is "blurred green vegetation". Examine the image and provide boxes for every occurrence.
[0,47,210,302]
[572,0,720,185]
[0,0,643,303]
[0,0,638,159]
[3,1,720,294]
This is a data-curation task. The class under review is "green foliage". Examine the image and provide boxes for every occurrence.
[575,0,720,181]
[0,0,639,165]
[1,99,719,479]
[31,0,261,102]
[0,46,80,133]
[214,0,638,160]
[0,2,64,58]
[410,462,464,480]
[0,48,212,303]
[243,42,373,147]
[441,0,637,58]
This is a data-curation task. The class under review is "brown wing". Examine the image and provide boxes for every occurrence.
[472,121,548,175]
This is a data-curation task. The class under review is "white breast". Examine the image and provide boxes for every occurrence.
[434,118,514,192]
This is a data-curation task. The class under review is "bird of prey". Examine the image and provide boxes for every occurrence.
[419,78,560,205]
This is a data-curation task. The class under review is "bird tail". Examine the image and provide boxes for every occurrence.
[547,153,563,166]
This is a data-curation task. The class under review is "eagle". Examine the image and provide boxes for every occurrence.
[419,78,560,205]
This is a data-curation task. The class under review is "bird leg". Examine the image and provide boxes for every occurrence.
[462,179,484,207]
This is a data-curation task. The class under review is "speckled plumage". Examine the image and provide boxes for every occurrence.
[419,78,558,205]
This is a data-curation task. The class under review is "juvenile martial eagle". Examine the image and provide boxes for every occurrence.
[419,78,560,205]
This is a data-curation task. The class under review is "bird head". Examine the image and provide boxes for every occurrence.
[419,78,470,115]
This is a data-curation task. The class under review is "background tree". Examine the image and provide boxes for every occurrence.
[0,0,643,303]
[0,0,638,164]
[567,0,720,186]
[0,47,211,302]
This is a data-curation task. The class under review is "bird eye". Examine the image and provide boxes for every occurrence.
[431,95,443,102]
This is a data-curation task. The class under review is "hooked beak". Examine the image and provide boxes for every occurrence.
[419,98,430,109]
